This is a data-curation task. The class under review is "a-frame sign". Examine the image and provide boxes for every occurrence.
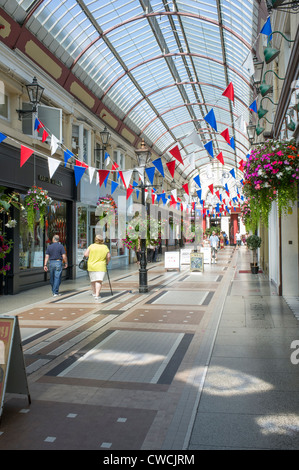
[0,315,30,422]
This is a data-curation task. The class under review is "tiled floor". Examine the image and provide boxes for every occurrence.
[1,246,299,451]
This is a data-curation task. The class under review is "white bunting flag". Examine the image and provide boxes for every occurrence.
[88,167,96,183]
[135,167,145,184]
[48,157,60,178]
[186,129,204,148]
[122,169,133,189]
[50,134,60,156]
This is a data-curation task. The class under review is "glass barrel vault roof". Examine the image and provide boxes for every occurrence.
[2,0,259,181]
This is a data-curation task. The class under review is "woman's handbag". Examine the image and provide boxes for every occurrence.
[79,256,88,271]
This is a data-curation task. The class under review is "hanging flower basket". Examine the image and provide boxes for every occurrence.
[243,139,299,229]
[122,216,167,250]
[24,186,52,233]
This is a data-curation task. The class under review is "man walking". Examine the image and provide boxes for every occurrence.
[209,230,219,263]
[44,235,68,296]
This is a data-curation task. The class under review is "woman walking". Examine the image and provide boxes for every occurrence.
[84,235,111,300]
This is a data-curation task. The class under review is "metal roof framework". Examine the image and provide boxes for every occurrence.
[2,0,259,183]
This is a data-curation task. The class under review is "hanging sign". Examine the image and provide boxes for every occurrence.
[164,251,180,271]
[190,252,204,272]
[0,316,30,421]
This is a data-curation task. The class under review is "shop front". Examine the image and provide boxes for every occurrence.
[0,143,77,294]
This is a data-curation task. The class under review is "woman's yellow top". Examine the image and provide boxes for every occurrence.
[87,243,110,272]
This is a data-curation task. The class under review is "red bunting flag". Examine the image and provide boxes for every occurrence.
[170,195,177,207]
[118,170,127,188]
[111,161,119,171]
[222,82,234,104]
[169,145,184,165]
[98,169,110,187]
[220,128,230,145]
[238,159,245,172]
[215,190,220,199]
[208,184,214,194]
[216,152,224,165]
[166,160,176,178]
[20,145,34,167]
[75,159,88,168]
[182,183,189,195]
[42,129,49,142]
[126,185,134,200]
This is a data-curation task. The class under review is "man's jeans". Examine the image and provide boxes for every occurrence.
[49,260,63,294]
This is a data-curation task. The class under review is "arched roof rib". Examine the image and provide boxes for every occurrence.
[99,52,253,99]
[122,81,249,121]
[68,10,252,71]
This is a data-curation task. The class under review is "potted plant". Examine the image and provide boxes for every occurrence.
[246,234,262,274]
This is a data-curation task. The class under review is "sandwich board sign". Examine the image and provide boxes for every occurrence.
[164,251,180,271]
[190,252,204,272]
[0,315,30,422]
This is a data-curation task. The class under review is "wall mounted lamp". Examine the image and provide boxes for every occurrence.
[16,77,44,120]
[259,70,285,96]
[258,96,278,118]
[263,31,295,64]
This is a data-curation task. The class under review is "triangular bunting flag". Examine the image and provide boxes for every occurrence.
[135,167,144,183]
[0,132,7,143]
[145,167,155,185]
[204,141,214,158]
[169,145,184,165]
[186,129,203,148]
[42,129,49,143]
[74,165,86,186]
[88,167,96,183]
[166,160,176,178]
[242,52,254,76]
[193,174,201,188]
[222,82,234,104]
[196,189,202,200]
[118,170,126,187]
[98,169,110,187]
[111,180,119,194]
[208,184,214,194]
[230,137,235,149]
[126,186,134,200]
[104,172,109,187]
[182,183,189,196]
[75,159,88,168]
[111,161,119,171]
[230,168,236,178]
[64,149,74,167]
[249,100,257,113]
[34,118,43,131]
[204,108,217,132]
[215,190,220,200]
[220,128,230,144]
[20,145,34,167]
[50,134,60,156]
[260,16,272,38]
[48,157,60,178]
[216,152,224,165]
[152,157,164,177]
[122,169,133,189]
[171,189,177,200]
